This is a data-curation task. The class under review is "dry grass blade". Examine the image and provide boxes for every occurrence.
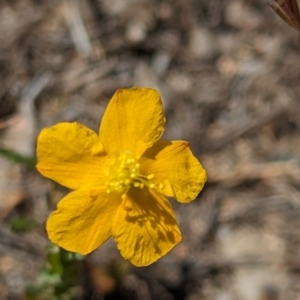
[268,0,300,31]
[65,0,93,58]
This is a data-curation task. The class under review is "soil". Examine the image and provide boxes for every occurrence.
[1,0,300,299]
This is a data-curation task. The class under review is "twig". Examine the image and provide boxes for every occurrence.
[269,0,300,31]
[65,0,93,58]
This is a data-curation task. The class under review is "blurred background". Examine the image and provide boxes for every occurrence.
[1,0,300,299]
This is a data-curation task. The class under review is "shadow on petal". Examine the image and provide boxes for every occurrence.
[112,187,182,266]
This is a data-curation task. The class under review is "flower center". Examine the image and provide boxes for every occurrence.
[106,152,156,194]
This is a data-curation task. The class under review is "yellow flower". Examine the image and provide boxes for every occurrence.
[36,87,207,266]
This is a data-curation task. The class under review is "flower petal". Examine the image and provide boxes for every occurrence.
[142,140,207,203]
[99,87,165,157]
[37,122,109,189]
[46,189,121,255]
[112,188,182,266]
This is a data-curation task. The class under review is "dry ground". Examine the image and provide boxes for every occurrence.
[1,0,300,299]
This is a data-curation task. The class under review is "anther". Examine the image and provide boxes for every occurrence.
[147,174,155,180]
[122,195,133,211]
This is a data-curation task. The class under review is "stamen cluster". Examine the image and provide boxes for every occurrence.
[107,153,156,194]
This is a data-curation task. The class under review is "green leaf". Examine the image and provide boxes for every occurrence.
[10,217,39,233]
[0,146,36,168]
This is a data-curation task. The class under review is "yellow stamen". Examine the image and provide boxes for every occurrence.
[147,174,155,180]
[106,152,162,194]
[122,195,133,211]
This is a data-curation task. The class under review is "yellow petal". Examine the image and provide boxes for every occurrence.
[142,140,207,203]
[112,188,182,266]
[99,87,165,157]
[46,189,121,255]
[37,122,109,189]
